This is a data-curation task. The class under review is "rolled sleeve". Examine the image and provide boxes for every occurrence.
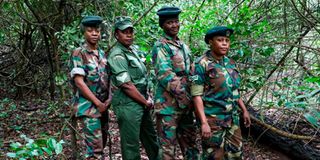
[70,67,85,78]
[191,84,204,96]
[191,60,206,96]
[69,49,86,79]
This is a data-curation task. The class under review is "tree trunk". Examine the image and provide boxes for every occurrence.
[242,108,320,160]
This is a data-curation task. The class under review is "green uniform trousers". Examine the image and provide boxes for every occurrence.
[156,111,200,160]
[79,112,108,159]
[114,101,159,160]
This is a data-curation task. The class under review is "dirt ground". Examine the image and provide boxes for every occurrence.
[0,99,298,160]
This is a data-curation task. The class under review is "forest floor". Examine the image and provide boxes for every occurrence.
[0,97,316,160]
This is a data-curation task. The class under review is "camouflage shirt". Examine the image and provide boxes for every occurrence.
[69,43,109,118]
[191,51,241,126]
[152,34,194,115]
[107,42,148,106]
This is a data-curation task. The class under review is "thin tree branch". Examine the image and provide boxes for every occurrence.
[224,0,246,20]
[246,27,313,105]
[293,59,314,76]
[188,0,206,45]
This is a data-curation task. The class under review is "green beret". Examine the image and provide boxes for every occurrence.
[114,16,133,31]
[205,26,234,44]
[81,16,103,27]
[157,6,181,17]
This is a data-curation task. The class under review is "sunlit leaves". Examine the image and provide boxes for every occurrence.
[6,135,64,159]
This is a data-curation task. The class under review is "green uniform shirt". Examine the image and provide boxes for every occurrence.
[152,34,193,115]
[191,51,241,126]
[108,42,148,106]
[69,43,109,118]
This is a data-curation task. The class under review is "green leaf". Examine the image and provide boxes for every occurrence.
[42,147,53,156]
[31,150,39,156]
[296,94,308,99]
[16,150,27,155]
[304,113,319,128]
[3,2,10,10]
[305,77,320,83]
[10,142,22,149]
[55,143,63,154]
[309,89,320,97]
[146,54,152,63]
[6,152,17,158]
[47,138,57,150]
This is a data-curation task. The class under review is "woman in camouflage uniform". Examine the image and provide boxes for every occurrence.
[69,16,111,159]
[191,26,251,160]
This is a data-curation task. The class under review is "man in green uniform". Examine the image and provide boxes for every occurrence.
[69,16,111,159]
[191,26,251,160]
[107,16,159,160]
[152,6,199,160]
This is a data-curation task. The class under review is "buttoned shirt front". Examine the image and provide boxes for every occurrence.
[69,43,109,118]
[191,51,241,126]
[108,42,148,106]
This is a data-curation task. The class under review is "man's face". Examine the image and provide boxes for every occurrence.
[115,27,134,48]
[209,36,230,56]
[84,27,101,45]
[162,18,180,37]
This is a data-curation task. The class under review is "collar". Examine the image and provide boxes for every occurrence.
[82,43,101,55]
[162,33,181,48]
[116,42,134,53]
[206,50,227,65]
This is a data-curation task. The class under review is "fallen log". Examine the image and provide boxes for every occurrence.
[242,108,320,160]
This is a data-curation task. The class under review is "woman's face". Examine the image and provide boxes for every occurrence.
[209,36,230,56]
[162,18,180,37]
[116,28,134,48]
[84,27,101,46]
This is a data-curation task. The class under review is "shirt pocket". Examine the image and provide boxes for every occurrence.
[86,62,99,82]
[207,65,225,91]
[127,56,144,81]
[170,50,185,73]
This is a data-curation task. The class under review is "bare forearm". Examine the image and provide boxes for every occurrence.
[74,76,101,106]
[193,96,207,124]
[121,82,148,106]
[238,98,248,113]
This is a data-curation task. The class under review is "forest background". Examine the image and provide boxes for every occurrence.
[0,0,319,159]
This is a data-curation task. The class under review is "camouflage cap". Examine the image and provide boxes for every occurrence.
[81,16,103,27]
[205,26,234,44]
[114,16,133,30]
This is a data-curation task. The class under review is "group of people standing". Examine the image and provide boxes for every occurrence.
[69,5,251,160]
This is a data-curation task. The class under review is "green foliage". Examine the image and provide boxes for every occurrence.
[6,135,64,159]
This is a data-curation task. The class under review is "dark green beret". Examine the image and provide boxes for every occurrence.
[114,16,133,31]
[81,16,103,27]
[157,6,181,17]
[205,26,234,44]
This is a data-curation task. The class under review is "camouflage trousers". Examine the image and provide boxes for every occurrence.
[202,116,243,160]
[79,112,108,159]
[156,111,200,160]
[113,101,160,160]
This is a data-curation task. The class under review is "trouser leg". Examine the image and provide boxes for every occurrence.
[224,124,243,160]
[201,116,225,160]
[177,111,199,160]
[140,110,160,160]
[156,114,178,160]
[80,116,104,159]
[114,103,143,160]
